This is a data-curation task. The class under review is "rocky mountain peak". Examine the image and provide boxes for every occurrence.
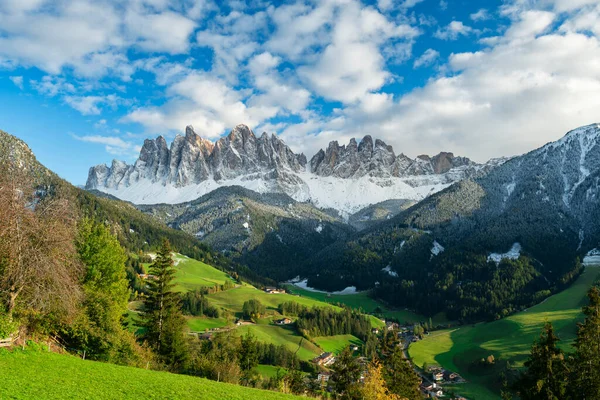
[87,124,305,192]
[310,136,478,179]
[85,123,506,213]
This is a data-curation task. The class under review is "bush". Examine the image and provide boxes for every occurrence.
[0,313,18,339]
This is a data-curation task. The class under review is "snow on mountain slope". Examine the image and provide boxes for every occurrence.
[294,172,452,215]
[86,124,503,214]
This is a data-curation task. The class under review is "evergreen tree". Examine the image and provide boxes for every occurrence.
[331,347,362,399]
[76,219,131,361]
[238,331,259,372]
[141,239,187,368]
[514,322,568,400]
[570,287,600,399]
[285,368,305,395]
[383,347,421,400]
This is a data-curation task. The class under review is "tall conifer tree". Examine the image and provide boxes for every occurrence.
[141,239,187,368]
[570,287,600,399]
[514,322,568,400]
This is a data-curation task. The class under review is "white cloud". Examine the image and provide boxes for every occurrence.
[435,21,479,40]
[0,0,201,77]
[64,94,122,115]
[9,75,23,89]
[470,9,491,22]
[306,7,600,163]
[297,1,419,103]
[413,48,440,68]
[72,134,138,155]
[125,10,196,54]
[378,0,425,11]
[30,76,75,97]
[124,71,257,138]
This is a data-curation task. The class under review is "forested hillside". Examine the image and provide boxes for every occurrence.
[301,126,600,321]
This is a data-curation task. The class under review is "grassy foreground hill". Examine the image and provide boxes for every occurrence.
[0,348,302,400]
[409,265,600,400]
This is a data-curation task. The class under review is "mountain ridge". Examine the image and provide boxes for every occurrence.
[86,124,503,214]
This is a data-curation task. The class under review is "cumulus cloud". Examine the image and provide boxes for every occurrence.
[0,0,199,77]
[297,1,419,103]
[9,75,23,89]
[413,48,440,68]
[470,9,491,21]
[72,134,138,156]
[304,6,600,162]
[64,94,122,115]
[435,21,479,40]
[30,76,75,97]
[4,0,600,168]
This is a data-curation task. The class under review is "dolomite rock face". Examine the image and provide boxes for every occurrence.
[86,124,503,214]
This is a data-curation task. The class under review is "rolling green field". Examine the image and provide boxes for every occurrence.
[409,266,600,400]
[256,364,287,379]
[283,284,432,324]
[187,316,229,332]
[172,254,236,292]
[234,324,323,362]
[0,349,302,400]
[207,285,343,317]
[313,335,363,355]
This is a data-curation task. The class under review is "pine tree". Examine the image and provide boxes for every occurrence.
[285,368,305,395]
[570,286,600,399]
[238,331,260,386]
[331,346,362,399]
[141,239,187,368]
[76,219,131,361]
[383,347,421,400]
[238,331,259,372]
[514,322,568,400]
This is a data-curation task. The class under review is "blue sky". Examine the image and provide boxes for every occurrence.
[1,0,600,185]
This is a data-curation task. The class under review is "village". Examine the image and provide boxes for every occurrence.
[186,284,467,399]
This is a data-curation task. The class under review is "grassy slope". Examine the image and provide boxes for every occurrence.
[173,254,236,292]
[187,317,229,332]
[207,286,344,317]
[256,365,287,379]
[0,349,302,400]
[409,266,600,400]
[234,325,323,362]
[313,335,363,355]
[283,284,433,324]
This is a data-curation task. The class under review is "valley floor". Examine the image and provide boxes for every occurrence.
[408,265,600,400]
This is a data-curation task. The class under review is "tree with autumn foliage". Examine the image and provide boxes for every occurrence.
[0,166,81,322]
[361,359,401,400]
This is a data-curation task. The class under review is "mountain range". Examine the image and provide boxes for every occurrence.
[86,124,504,215]
[10,120,600,321]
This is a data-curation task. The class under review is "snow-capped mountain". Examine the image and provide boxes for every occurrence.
[310,135,475,178]
[299,123,600,296]
[86,124,502,214]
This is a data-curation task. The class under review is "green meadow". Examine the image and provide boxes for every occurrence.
[409,266,600,400]
[187,316,230,332]
[207,285,344,317]
[234,324,323,362]
[0,349,302,400]
[283,284,432,324]
[313,335,363,355]
[256,364,287,379]
[172,254,236,292]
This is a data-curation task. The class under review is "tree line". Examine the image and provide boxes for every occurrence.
[279,301,372,341]
[509,285,600,399]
